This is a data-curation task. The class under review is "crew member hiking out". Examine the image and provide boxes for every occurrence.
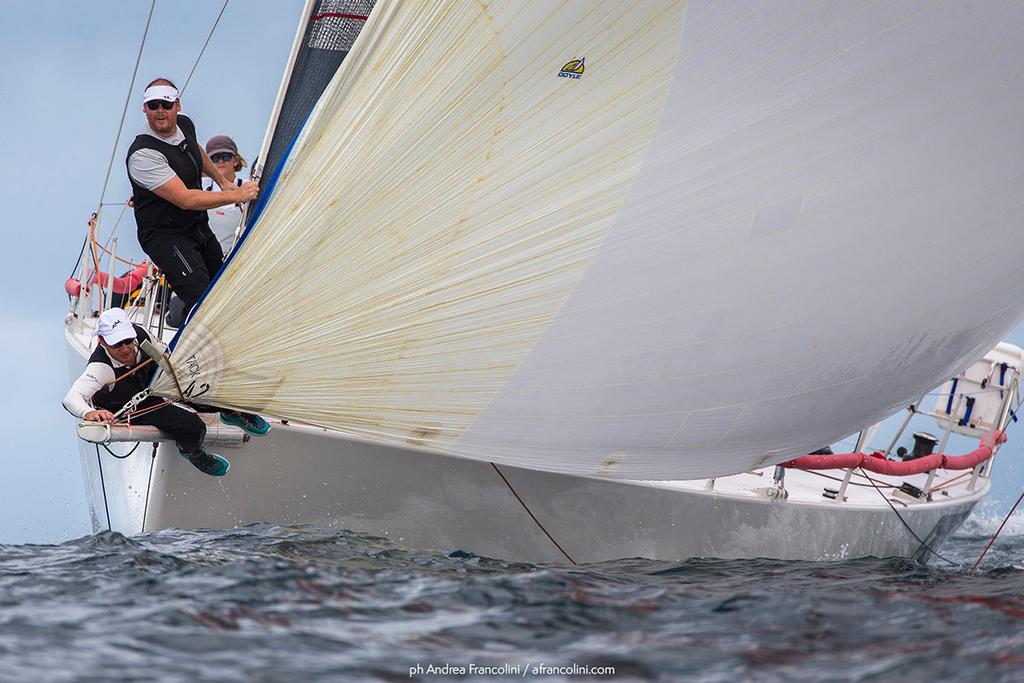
[125,77,258,323]
[64,309,229,476]
[63,308,272,477]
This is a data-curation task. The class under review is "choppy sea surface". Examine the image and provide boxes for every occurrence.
[2,511,1024,683]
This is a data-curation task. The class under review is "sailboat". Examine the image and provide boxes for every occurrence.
[65,0,1024,563]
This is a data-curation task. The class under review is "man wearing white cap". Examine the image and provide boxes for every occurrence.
[125,77,259,325]
[63,308,231,476]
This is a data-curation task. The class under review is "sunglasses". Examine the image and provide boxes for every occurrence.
[109,337,136,348]
[145,99,176,111]
[210,152,235,163]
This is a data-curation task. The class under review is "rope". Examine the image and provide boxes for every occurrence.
[804,467,976,495]
[89,215,145,268]
[125,399,174,419]
[102,441,141,460]
[160,350,187,402]
[180,0,230,95]
[103,357,155,390]
[858,467,959,567]
[97,0,156,209]
[969,487,1024,574]
[489,463,577,565]
[927,470,972,493]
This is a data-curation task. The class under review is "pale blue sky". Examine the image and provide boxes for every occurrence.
[0,0,302,543]
[1,0,1021,545]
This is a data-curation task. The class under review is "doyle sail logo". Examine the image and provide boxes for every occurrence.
[558,57,585,79]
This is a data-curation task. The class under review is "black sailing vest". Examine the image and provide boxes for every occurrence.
[126,115,209,245]
[88,325,156,412]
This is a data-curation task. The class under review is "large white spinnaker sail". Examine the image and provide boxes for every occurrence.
[153,1,1024,480]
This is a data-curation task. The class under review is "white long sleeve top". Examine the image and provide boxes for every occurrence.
[62,347,141,418]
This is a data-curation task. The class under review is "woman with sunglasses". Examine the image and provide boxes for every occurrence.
[125,77,259,326]
[202,135,249,257]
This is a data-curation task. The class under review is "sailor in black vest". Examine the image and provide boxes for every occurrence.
[125,77,258,324]
[63,308,231,477]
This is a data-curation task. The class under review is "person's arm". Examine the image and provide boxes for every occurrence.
[129,147,258,211]
[199,145,235,192]
[63,363,117,422]
[151,175,258,212]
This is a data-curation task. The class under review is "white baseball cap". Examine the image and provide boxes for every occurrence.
[96,308,137,345]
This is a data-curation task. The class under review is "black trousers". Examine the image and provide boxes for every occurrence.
[129,397,206,454]
[141,226,224,317]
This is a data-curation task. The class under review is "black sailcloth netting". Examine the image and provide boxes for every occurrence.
[259,0,376,192]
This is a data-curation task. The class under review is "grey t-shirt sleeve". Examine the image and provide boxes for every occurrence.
[127,148,177,191]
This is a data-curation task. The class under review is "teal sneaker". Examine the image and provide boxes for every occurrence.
[220,411,271,437]
[177,447,230,477]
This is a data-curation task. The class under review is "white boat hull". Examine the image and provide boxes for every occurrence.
[73,415,984,564]
[67,317,986,563]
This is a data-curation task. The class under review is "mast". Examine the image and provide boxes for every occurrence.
[250,0,316,188]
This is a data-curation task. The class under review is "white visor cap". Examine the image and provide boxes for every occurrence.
[143,85,179,104]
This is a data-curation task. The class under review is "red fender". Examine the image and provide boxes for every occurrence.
[65,262,148,297]
[782,430,1005,474]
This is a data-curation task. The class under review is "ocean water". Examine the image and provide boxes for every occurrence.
[2,511,1024,683]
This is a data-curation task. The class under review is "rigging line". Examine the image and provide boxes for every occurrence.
[68,233,89,285]
[125,399,174,420]
[97,0,156,209]
[848,469,898,489]
[180,0,230,96]
[103,358,155,390]
[969,486,1024,574]
[95,445,113,531]
[857,467,959,567]
[489,463,577,565]
[140,443,158,533]
[102,441,141,460]
[101,202,131,252]
[927,470,971,493]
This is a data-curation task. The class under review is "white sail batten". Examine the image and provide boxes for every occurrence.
[154,1,1024,480]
